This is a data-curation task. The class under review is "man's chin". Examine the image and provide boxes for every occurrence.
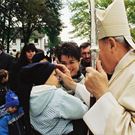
[85,60,91,64]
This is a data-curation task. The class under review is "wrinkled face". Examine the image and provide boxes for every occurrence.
[45,70,60,87]
[26,50,36,62]
[60,55,80,77]
[81,46,91,63]
[98,38,117,74]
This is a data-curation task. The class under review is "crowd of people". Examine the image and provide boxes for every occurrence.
[0,0,135,135]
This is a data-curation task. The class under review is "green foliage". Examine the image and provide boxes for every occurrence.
[14,0,62,46]
[0,0,62,51]
[97,0,112,9]
[131,28,135,41]
[69,0,135,41]
[125,0,135,40]
[69,0,90,39]
[125,0,135,24]
[0,0,19,51]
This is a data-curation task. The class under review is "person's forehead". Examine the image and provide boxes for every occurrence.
[81,46,90,52]
[26,49,36,52]
[61,55,77,60]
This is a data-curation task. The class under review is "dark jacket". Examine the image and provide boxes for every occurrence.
[0,88,25,135]
[0,52,15,72]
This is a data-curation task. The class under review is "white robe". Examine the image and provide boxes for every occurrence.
[75,50,135,135]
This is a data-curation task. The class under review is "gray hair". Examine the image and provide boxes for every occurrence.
[114,36,126,44]
[114,36,131,49]
[102,36,131,49]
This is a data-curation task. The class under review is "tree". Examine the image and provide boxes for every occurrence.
[69,0,135,41]
[0,0,62,52]
[14,0,62,47]
[41,0,62,48]
[97,0,112,8]
[0,0,19,52]
[125,0,135,42]
[69,0,90,40]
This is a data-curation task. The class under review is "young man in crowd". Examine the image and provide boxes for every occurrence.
[80,42,91,75]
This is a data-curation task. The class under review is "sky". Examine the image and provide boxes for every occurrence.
[60,0,87,45]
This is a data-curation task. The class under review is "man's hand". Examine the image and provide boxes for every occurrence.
[85,60,109,99]
[55,64,77,90]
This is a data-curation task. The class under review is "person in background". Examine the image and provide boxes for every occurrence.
[9,43,38,134]
[0,69,25,135]
[10,43,38,92]
[0,90,25,135]
[17,43,38,66]
[20,62,88,135]
[32,51,51,63]
[0,69,9,106]
[79,42,91,75]
[0,44,15,73]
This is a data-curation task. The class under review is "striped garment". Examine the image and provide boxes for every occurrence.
[30,85,88,135]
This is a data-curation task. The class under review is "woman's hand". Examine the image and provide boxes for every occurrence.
[55,64,77,90]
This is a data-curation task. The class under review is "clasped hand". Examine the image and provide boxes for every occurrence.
[85,60,109,99]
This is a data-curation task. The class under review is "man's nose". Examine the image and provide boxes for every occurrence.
[85,53,90,58]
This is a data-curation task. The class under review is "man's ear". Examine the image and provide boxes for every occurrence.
[108,37,117,52]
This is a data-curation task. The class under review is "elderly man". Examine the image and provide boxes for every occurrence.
[83,0,135,134]
[56,0,135,134]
